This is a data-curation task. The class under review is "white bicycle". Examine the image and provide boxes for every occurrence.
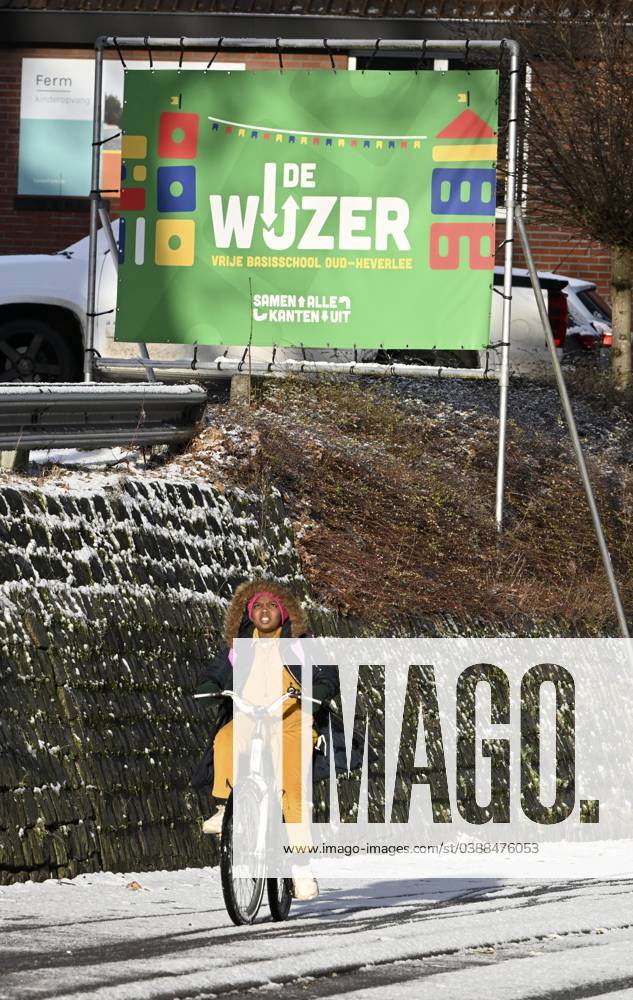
[211,686,321,926]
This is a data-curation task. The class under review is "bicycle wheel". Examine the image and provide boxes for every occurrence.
[267,878,293,921]
[220,787,266,925]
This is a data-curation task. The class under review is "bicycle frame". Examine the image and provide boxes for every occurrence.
[219,686,321,874]
[225,687,320,790]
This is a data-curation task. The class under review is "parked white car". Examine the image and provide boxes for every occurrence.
[0,227,609,382]
[500,266,608,359]
[0,224,369,382]
[564,276,613,348]
[487,267,571,376]
[379,268,603,376]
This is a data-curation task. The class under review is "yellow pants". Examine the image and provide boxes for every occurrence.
[213,642,318,829]
[212,701,318,823]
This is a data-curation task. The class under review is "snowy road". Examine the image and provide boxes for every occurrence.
[2,871,633,1000]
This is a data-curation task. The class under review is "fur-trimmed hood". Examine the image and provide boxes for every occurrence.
[223,578,307,644]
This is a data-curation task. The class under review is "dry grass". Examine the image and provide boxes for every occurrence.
[176,375,633,635]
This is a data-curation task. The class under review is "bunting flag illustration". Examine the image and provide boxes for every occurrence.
[209,116,427,150]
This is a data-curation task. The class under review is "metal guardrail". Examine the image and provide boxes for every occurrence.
[0,383,207,451]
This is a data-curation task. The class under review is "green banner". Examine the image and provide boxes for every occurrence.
[116,69,499,349]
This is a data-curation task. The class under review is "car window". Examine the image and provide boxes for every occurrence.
[577,288,612,322]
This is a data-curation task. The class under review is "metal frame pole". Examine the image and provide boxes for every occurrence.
[98,37,510,54]
[516,206,629,638]
[96,202,119,264]
[84,42,104,383]
[495,40,520,531]
[93,356,499,378]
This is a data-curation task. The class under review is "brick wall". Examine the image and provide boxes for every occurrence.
[511,222,613,295]
[0,45,615,298]
[0,47,344,258]
[1,48,101,257]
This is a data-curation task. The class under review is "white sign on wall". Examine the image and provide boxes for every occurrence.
[18,57,244,197]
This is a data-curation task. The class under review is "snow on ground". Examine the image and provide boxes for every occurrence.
[28,448,139,468]
[2,868,633,999]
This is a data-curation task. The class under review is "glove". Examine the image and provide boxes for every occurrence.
[311,682,331,717]
[194,679,223,699]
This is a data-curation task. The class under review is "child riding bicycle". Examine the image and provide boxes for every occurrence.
[192,578,345,902]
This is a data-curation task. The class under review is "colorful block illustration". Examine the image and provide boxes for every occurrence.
[119,187,146,212]
[429,222,495,270]
[118,217,126,264]
[134,218,146,266]
[431,168,496,216]
[133,165,147,182]
[436,109,496,140]
[157,112,199,159]
[157,165,196,213]
[101,149,121,194]
[432,144,497,163]
[121,134,148,159]
[155,219,196,267]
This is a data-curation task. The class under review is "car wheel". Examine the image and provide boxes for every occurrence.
[0,318,79,383]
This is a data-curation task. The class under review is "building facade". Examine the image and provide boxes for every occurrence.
[0,1,614,296]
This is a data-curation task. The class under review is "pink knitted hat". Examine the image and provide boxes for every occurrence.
[247,590,288,624]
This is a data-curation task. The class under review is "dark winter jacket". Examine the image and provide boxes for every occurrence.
[191,578,362,793]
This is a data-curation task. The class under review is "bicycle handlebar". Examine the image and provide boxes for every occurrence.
[286,685,322,706]
[219,687,322,715]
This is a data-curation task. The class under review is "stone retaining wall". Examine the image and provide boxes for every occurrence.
[0,471,574,885]
[0,475,303,884]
